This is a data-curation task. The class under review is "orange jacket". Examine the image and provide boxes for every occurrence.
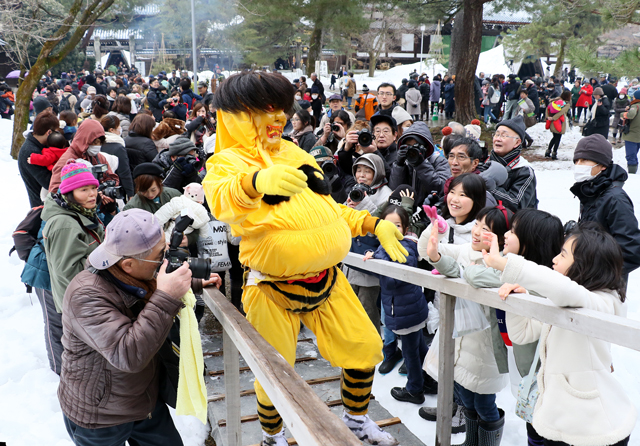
[354,93,378,121]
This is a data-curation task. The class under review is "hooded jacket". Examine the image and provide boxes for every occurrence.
[429,80,441,102]
[570,164,640,275]
[101,132,135,197]
[389,121,451,207]
[49,119,119,193]
[489,150,538,212]
[405,87,422,115]
[576,84,593,108]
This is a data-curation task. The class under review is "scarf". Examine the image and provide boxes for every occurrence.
[491,146,521,169]
[291,124,314,139]
[104,131,125,146]
[108,262,157,300]
[54,193,100,226]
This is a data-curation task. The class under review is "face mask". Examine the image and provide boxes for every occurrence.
[87,145,101,156]
[295,95,301,100]
[312,94,318,100]
[620,95,625,99]
[574,164,598,183]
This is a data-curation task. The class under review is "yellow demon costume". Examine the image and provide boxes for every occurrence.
[203,73,407,443]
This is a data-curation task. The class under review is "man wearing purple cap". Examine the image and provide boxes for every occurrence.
[57,209,219,446]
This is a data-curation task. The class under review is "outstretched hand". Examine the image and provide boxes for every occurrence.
[498,283,527,300]
[426,222,441,263]
[375,219,408,263]
[481,231,507,271]
[423,205,448,234]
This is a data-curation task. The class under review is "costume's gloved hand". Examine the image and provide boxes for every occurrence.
[175,156,196,175]
[375,219,408,263]
[396,145,408,166]
[423,205,448,234]
[255,164,308,196]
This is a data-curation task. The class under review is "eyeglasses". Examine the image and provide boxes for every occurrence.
[493,132,520,140]
[378,92,394,97]
[374,129,392,136]
[124,248,165,265]
[448,153,470,162]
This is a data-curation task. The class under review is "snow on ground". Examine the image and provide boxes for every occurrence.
[1,116,640,445]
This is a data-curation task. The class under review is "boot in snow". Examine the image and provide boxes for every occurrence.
[455,409,479,446]
[478,409,505,446]
[629,165,638,174]
[342,410,399,445]
[261,428,288,446]
[418,402,466,434]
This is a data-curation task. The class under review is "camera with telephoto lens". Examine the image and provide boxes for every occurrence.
[357,129,374,147]
[349,183,372,203]
[405,144,428,166]
[165,214,211,279]
[321,160,337,177]
[91,163,125,199]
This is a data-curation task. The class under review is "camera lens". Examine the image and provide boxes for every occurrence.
[358,130,373,147]
[188,257,211,279]
[349,188,365,202]
[322,160,337,177]
[331,124,340,132]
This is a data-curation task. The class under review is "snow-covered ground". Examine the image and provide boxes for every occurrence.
[1,116,640,446]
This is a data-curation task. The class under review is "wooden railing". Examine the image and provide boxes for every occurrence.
[203,252,640,446]
[341,252,640,446]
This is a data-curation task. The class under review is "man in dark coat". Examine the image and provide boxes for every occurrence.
[18,112,61,207]
[525,79,540,119]
[389,121,451,207]
[146,78,168,122]
[570,134,640,284]
[396,79,409,104]
[601,77,619,105]
[419,79,431,120]
[589,87,612,139]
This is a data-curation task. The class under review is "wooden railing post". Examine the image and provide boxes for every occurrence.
[435,293,456,446]
[223,328,242,446]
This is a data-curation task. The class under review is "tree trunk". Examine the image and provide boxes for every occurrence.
[448,8,465,75]
[452,0,486,124]
[308,24,323,76]
[554,38,566,79]
[368,51,377,78]
[11,65,47,159]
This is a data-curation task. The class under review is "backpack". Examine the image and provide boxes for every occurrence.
[10,206,44,261]
[490,87,501,104]
[58,94,72,112]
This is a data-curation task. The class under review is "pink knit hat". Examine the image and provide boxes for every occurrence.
[59,162,99,194]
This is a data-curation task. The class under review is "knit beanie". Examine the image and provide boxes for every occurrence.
[496,115,526,142]
[465,124,482,141]
[573,134,612,167]
[59,162,99,194]
[168,136,196,157]
[593,87,604,96]
[64,85,72,92]
[33,96,52,116]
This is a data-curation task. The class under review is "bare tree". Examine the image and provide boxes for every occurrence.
[2,0,119,158]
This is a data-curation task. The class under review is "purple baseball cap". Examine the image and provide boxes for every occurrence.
[89,209,164,270]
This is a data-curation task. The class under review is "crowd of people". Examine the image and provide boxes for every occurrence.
[9,64,640,446]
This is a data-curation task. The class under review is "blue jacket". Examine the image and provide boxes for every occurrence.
[21,221,51,291]
[374,238,428,331]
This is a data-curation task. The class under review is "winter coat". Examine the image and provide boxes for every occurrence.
[152,149,201,193]
[354,93,378,121]
[181,89,202,111]
[545,97,571,135]
[571,86,581,105]
[18,133,54,207]
[28,146,68,171]
[570,164,640,275]
[146,87,167,122]
[125,131,159,171]
[587,96,611,138]
[601,83,618,104]
[429,80,441,102]
[488,153,538,212]
[49,120,119,193]
[58,268,183,429]
[107,111,131,138]
[389,121,451,207]
[506,80,521,101]
[375,238,428,332]
[21,221,51,292]
[613,97,630,121]
[527,86,540,116]
[503,254,636,446]
[347,78,356,97]
[419,82,431,101]
[123,187,182,214]
[42,194,104,312]
[576,84,593,108]
[396,84,408,101]
[405,87,422,115]
[623,101,640,143]
[427,241,509,394]
[101,135,135,198]
[444,82,455,102]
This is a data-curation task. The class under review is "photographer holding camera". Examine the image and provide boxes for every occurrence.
[59,209,220,446]
[389,121,451,208]
[316,109,352,154]
[153,136,202,193]
[159,88,188,122]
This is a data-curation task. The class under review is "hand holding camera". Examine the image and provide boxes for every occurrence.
[156,259,193,300]
[175,155,198,175]
[349,183,372,203]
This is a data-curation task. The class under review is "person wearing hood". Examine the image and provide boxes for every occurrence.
[49,119,119,195]
[153,136,202,193]
[41,162,105,373]
[429,75,442,117]
[584,87,611,139]
[343,153,393,332]
[569,133,640,286]
[392,107,413,139]
[612,89,630,144]
[623,90,640,173]
[488,116,538,211]
[389,121,451,208]
[405,80,422,121]
[99,115,135,198]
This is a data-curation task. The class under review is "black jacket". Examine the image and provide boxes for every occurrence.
[152,149,201,193]
[294,130,317,153]
[18,133,52,207]
[124,132,159,171]
[419,82,431,101]
[527,85,540,116]
[146,87,167,122]
[591,97,611,137]
[388,122,450,206]
[396,84,408,101]
[101,142,135,198]
[601,83,618,105]
[488,151,538,212]
[570,164,640,275]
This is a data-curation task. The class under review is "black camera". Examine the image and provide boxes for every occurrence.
[331,123,341,132]
[165,214,211,279]
[98,180,126,200]
[405,144,429,166]
[321,160,337,177]
[357,129,374,147]
[349,183,372,202]
[91,163,108,180]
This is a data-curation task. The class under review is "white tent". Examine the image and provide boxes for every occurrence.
[476,45,511,77]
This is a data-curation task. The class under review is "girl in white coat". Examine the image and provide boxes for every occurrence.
[484,225,635,446]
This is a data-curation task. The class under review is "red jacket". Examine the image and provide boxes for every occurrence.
[576,84,593,108]
[29,147,68,170]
